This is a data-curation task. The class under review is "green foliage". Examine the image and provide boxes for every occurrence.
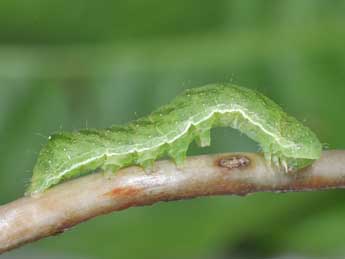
[1,1,345,258]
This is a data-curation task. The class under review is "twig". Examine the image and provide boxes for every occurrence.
[1,150,345,254]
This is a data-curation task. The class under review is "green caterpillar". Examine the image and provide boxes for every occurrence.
[26,84,322,196]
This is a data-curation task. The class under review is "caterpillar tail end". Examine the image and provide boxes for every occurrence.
[25,177,49,197]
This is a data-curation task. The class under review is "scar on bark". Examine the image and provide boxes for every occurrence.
[216,155,251,169]
[104,187,142,198]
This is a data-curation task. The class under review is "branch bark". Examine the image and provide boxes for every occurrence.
[1,150,345,254]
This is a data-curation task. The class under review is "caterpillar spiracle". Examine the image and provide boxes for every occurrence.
[26,84,322,196]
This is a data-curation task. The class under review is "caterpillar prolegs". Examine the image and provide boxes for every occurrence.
[26,84,322,195]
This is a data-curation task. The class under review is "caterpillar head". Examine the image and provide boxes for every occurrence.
[276,115,322,171]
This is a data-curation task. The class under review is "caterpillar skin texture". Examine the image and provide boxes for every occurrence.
[27,84,322,195]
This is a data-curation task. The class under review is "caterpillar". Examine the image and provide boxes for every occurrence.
[26,84,322,196]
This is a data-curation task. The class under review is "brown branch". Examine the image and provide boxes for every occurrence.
[1,150,345,254]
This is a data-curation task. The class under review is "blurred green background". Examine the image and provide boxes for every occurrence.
[1,1,345,258]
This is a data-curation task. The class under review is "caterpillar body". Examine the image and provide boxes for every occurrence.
[26,84,322,196]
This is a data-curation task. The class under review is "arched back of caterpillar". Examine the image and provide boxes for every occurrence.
[26,84,322,196]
